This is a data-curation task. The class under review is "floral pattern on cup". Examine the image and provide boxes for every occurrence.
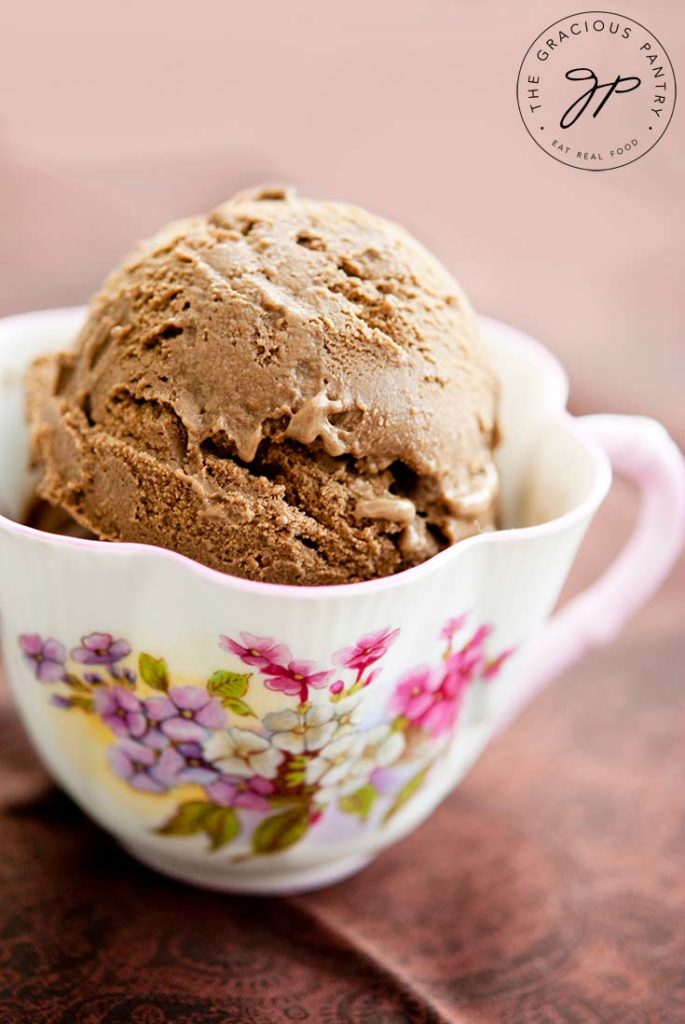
[18,622,513,857]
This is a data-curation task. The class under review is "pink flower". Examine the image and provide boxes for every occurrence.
[391,620,512,739]
[263,660,332,701]
[419,689,463,736]
[19,634,65,682]
[363,667,381,688]
[440,615,468,643]
[391,663,464,738]
[464,624,493,652]
[444,646,484,686]
[392,665,442,721]
[483,648,515,680]
[329,680,344,696]
[219,632,291,669]
[333,627,400,672]
[71,632,131,666]
[442,625,495,682]
[146,686,226,742]
[207,775,274,811]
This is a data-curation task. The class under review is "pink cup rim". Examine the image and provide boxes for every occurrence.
[0,307,612,601]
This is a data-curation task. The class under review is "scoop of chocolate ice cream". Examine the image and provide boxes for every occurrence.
[27,185,499,585]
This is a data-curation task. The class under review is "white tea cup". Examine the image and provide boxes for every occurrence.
[1,307,682,893]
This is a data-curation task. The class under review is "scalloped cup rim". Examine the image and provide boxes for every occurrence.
[0,306,612,600]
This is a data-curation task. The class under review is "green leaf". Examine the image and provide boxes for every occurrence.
[224,697,255,717]
[208,669,250,699]
[282,766,306,789]
[339,784,378,821]
[252,807,310,855]
[70,694,94,713]
[282,754,307,788]
[139,653,169,692]
[268,794,309,809]
[204,806,241,850]
[158,802,242,851]
[207,672,255,716]
[64,673,91,694]
[157,800,214,837]
[383,766,430,823]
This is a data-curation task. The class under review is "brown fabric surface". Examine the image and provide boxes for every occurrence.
[1,535,683,1022]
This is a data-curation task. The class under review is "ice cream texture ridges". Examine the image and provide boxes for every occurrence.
[27,185,499,585]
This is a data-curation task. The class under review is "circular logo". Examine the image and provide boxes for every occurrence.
[516,11,676,170]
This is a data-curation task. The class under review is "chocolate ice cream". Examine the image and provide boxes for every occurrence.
[27,185,499,585]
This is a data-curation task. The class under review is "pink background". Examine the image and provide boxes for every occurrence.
[0,0,683,438]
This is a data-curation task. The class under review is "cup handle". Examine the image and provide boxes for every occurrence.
[495,414,685,732]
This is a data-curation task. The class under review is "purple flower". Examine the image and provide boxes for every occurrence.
[145,686,226,743]
[154,742,220,787]
[207,775,274,811]
[50,695,73,709]
[108,739,167,793]
[95,686,147,739]
[71,632,131,666]
[220,632,291,669]
[19,634,66,682]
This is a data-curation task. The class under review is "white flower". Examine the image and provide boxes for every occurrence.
[306,732,360,788]
[204,727,284,779]
[331,695,364,733]
[357,723,406,768]
[307,723,406,805]
[262,704,338,754]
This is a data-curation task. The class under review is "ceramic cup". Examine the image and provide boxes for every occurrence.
[1,307,683,894]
